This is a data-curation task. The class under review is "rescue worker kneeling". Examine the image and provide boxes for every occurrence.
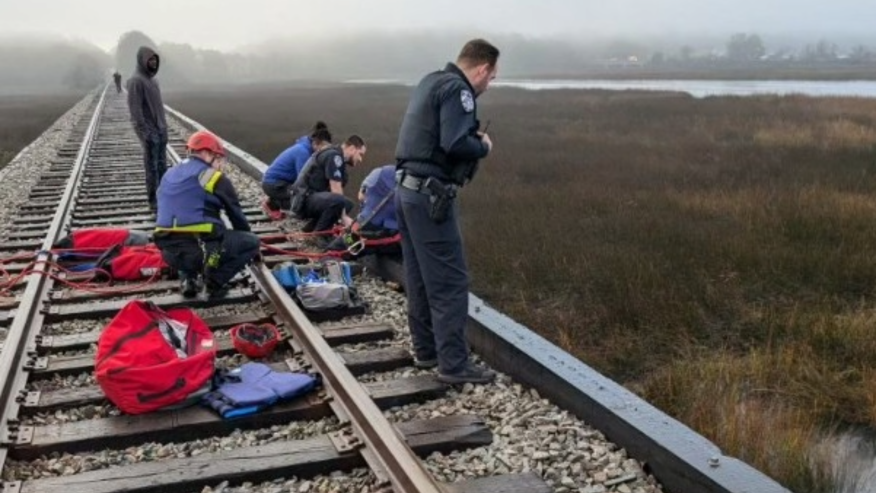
[326,164,401,257]
[153,131,260,299]
[296,135,367,247]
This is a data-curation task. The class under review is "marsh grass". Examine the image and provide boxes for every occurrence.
[0,92,85,169]
[166,84,876,492]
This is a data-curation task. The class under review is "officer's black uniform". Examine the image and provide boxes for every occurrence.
[300,146,354,234]
[394,62,489,378]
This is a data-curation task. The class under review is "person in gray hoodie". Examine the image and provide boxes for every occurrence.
[127,46,168,210]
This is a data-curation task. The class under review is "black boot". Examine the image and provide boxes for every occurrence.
[205,280,229,299]
[180,276,202,299]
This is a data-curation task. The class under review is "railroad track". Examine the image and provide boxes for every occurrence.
[0,87,791,493]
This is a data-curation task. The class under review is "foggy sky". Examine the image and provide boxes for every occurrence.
[2,0,875,52]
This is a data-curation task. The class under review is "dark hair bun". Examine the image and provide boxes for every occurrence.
[313,121,328,131]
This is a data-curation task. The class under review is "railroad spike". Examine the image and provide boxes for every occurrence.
[1,481,23,493]
[35,335,53,349]
[22,356,48,371]
[328,428,363,454]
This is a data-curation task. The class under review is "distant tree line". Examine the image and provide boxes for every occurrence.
[648,33,876,67]
[2,29,875,95]
[0,38,110,94]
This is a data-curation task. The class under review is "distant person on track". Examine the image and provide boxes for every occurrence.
[126,46,168,212]
[325,164,401,257]
[394,38,498,384]
[153,131,260,299]
[112,71,122,93]
[261,121,331,220]
[294,135,367,248]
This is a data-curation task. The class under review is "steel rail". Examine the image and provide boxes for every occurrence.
[250,264,443,493]
[0,87,108,472]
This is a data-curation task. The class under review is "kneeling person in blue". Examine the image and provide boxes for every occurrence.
[326,164,401,256]
[261,121,331,219]
[153,130,261,299]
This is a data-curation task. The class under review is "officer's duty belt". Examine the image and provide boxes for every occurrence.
[398,173,432,194]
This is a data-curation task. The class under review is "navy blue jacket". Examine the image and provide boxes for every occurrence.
[155,157,250,235]
[357,165,397,231]
[264,135,313,185]
[395,62,488,183]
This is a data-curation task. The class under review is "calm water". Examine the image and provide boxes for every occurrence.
[347,78,876,99]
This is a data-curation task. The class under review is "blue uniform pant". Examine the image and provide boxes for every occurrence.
[304,192,354,233]
[262,181,293,211]
[396,185,470,375]
[155,231,260,287]
[141,131,168,205]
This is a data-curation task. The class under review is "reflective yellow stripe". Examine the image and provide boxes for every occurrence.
[199,169,223,194]
[154,218,215,234]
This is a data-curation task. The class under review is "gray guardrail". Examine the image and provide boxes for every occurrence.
[164,106,268,181]
[164,104,793,493]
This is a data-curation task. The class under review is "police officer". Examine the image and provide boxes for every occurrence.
[394,39,499,384]
[297,135,367,246]
[153,131,260,298]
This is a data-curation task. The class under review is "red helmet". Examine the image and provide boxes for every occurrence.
[230,323,281,358]
[187,130,226,157]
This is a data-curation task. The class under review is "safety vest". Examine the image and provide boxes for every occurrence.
[358,165,398,231]
[155,158,224,234]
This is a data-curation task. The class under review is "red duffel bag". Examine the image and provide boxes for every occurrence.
[95,300,216,414]
[101,244,168,281]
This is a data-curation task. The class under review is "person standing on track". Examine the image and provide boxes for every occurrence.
[394,39,498,384]
[153,131,260,299]
[113,71,122,93]
[126,46,168,212]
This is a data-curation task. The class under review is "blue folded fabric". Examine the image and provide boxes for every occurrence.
[263,371,320,400]
[202,362,320,419]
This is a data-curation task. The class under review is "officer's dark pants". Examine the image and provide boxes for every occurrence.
[262,181,292,210]
[154,231,261,287]
[304,192,353,233]
[141,131,168,206]
[396,185,469,375]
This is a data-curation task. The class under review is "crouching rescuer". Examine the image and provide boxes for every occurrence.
[153,131,260,298]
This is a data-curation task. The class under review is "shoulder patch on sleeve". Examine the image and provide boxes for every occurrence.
[333,155,344,167]
[460,89,475,113]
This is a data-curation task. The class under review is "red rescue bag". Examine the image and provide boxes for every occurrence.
[105,245,167,280]
[95,301,216,414]
[60,228,132,250]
